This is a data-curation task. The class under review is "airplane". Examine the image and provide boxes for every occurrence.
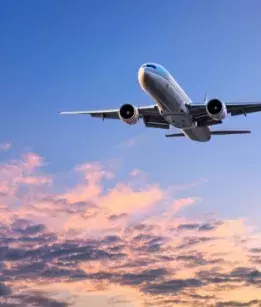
[59,62,261,142]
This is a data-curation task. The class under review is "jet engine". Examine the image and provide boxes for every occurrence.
[206,98,227,121]
[118,104,139,125]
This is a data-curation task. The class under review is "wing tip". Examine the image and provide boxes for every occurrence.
[58,111,72,115]
[58,111,90,115]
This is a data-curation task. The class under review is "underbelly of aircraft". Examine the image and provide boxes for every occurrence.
[152,80,194,128]
[145,73,195,129]
[182,126,211,142]
[164,114,192,129]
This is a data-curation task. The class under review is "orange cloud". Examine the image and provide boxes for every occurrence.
[172,197,200,213]
[22,152,45,169]
[60,161,113,204]
[1,148,261,307]
[99,183,164,214]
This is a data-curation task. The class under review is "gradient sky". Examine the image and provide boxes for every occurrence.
[1,0,261,306]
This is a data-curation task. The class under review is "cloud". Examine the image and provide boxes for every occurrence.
[0,283,11,296]
[0,291,70,306]
[11,219,47,235]
[216,300,261,307]
[172,197,200,213]
[141,278,203,294]
[0,148,261,306]
[177,221,222,232]
[129,169,143,177]
[108,213,128,221]
[0,152,52,206]
[0,142,11,152]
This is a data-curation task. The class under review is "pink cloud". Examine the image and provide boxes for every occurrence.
[172,197,200,213]
[16,176,52,185]
[129,169,143,177]
[0,152,51,202]
[1,148,261,307]
[99,183,164,214]
[22,152,45,169]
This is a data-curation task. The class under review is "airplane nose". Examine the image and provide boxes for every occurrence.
[138,67,146,87]
[138,66,152,89]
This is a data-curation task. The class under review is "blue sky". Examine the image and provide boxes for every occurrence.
[1,1,261,306]
[1,0,261,219]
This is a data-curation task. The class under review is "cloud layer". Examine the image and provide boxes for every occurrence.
[0,149,261,306]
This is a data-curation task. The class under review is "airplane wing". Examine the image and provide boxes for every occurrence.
[189,102,261,125]
[59,105,170,129]
[59,109,120,119]
[166,130,251,138]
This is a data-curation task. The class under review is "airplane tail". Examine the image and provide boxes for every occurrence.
[165,130,251,138]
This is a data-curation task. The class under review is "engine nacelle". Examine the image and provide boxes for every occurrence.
[118,104,139,125]
[206,98,227,121]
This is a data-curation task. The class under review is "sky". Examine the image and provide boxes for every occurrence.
[1,0,261,306]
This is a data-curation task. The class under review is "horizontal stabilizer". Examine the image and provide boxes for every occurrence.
[166,130,251,138]
[165,133,185,137]
[209,130,251,135]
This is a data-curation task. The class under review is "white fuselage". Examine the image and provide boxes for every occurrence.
[138,63,211,142]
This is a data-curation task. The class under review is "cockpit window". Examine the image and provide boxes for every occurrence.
[141,63,169,80]
[146,64,156,69]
